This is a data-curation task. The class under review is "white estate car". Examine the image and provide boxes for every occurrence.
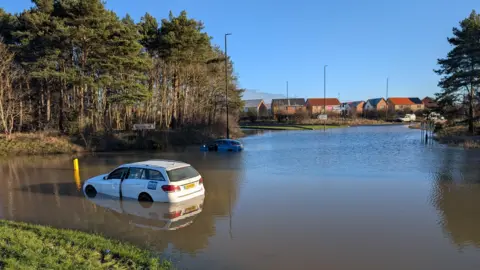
[83,160,205,203]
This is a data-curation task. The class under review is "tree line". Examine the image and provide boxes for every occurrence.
[0,0,242,136]
[435,10,480,133]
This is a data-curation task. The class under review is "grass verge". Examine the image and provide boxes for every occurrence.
[0,220,171,270]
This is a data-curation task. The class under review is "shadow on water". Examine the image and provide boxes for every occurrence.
[18,182,84,197]
[431,148,480,249]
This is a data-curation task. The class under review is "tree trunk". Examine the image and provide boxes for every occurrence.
[19,101,23,132]
[59,86,65,133]
[46,87,51,123]
[469,86,475,134]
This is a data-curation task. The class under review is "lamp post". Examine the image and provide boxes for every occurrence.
[225,33,232,139]
[386,77,389,121]
[324,65,328,131]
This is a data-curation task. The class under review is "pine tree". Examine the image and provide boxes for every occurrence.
[435,10,480,133]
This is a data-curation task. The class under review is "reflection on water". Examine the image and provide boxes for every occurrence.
[1,126,480,269]
[431,148,480,249]
[85,193,205,231]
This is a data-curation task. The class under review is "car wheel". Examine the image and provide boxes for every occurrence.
[138,192,153,202]
[214,145,218,152]
[138,193,153,208]
[85,185,97,198]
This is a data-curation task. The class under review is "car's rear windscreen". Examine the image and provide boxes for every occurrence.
[167,166,200,182]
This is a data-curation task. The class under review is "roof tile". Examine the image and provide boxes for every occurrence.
[306,98,341,106]
[388,97,415,105]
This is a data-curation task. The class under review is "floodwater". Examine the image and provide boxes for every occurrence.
[1,125,480,270]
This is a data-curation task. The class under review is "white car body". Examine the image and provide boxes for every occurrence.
[83,160,205,203]
[85,193,204,231]
[398,114,416,122]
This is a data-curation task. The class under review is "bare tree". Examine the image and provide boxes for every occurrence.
[0,41,24,136]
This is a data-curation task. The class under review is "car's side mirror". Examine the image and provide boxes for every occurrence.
[103,176,107,180]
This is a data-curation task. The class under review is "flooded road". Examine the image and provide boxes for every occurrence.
[1,125,480,270]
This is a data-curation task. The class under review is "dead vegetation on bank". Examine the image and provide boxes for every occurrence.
[0,122,242,156]
[434,125,480,149]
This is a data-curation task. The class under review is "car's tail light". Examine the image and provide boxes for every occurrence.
[199,177,204,185]
[161,185,180,193]
[164,210,182,219]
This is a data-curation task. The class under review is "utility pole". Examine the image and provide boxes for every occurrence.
[286,81,289,106]
[225,33,232,139]
[324,65,328,131]
[385,77,389,122]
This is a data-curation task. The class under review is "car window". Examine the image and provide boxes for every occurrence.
[215,140,224,145]
[127,168,144,179]
[107,167,129,179]
[231,141,241,146]
[142,169,165,181]
[167,166,200,182]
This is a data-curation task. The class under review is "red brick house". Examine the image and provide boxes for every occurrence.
[422,97,439,110]
[305,98,341,115]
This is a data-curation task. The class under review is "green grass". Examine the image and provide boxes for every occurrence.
[0,220,172,270]
[240,125,346,131]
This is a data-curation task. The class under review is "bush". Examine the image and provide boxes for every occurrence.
[246,111,258,123]
[293,110,310,122]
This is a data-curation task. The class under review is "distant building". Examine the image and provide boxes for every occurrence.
[305,98,341,115]
[387,97,424,112]
[243,99,268,117]
[342,101,365,115]
[271,98,306,116]
[422,97,439,110]
[364,98,387,111]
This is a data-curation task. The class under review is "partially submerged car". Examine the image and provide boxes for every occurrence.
[83,160,205,203]
[85,192,204,231]
[200,139,244,152]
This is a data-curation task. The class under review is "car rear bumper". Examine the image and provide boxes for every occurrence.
[168,186,205,203]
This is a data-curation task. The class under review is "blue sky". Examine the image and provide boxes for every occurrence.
[2,0,479,101]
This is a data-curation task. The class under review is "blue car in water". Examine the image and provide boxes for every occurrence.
[200,139,244,152]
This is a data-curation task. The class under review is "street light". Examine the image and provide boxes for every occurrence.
[324,65,328,131]
[386,77,389,122]
[225,33,232,139]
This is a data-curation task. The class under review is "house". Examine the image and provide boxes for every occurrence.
[264,103,272,115]
[422,97,439,110]
[305,98,341,115]
[243,99,268,117]
[271,98,306,116]
[364,98,387,111]
[343,101,365,115]
[387,97,424,112]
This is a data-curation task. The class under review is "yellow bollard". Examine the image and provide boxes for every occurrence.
[74,170,81,191]
[73,158,79,171]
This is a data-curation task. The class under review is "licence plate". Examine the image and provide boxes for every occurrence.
[184,205,198,214]
[184,183,195,189]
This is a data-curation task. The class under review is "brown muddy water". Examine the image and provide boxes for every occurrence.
[1,125,480,270]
